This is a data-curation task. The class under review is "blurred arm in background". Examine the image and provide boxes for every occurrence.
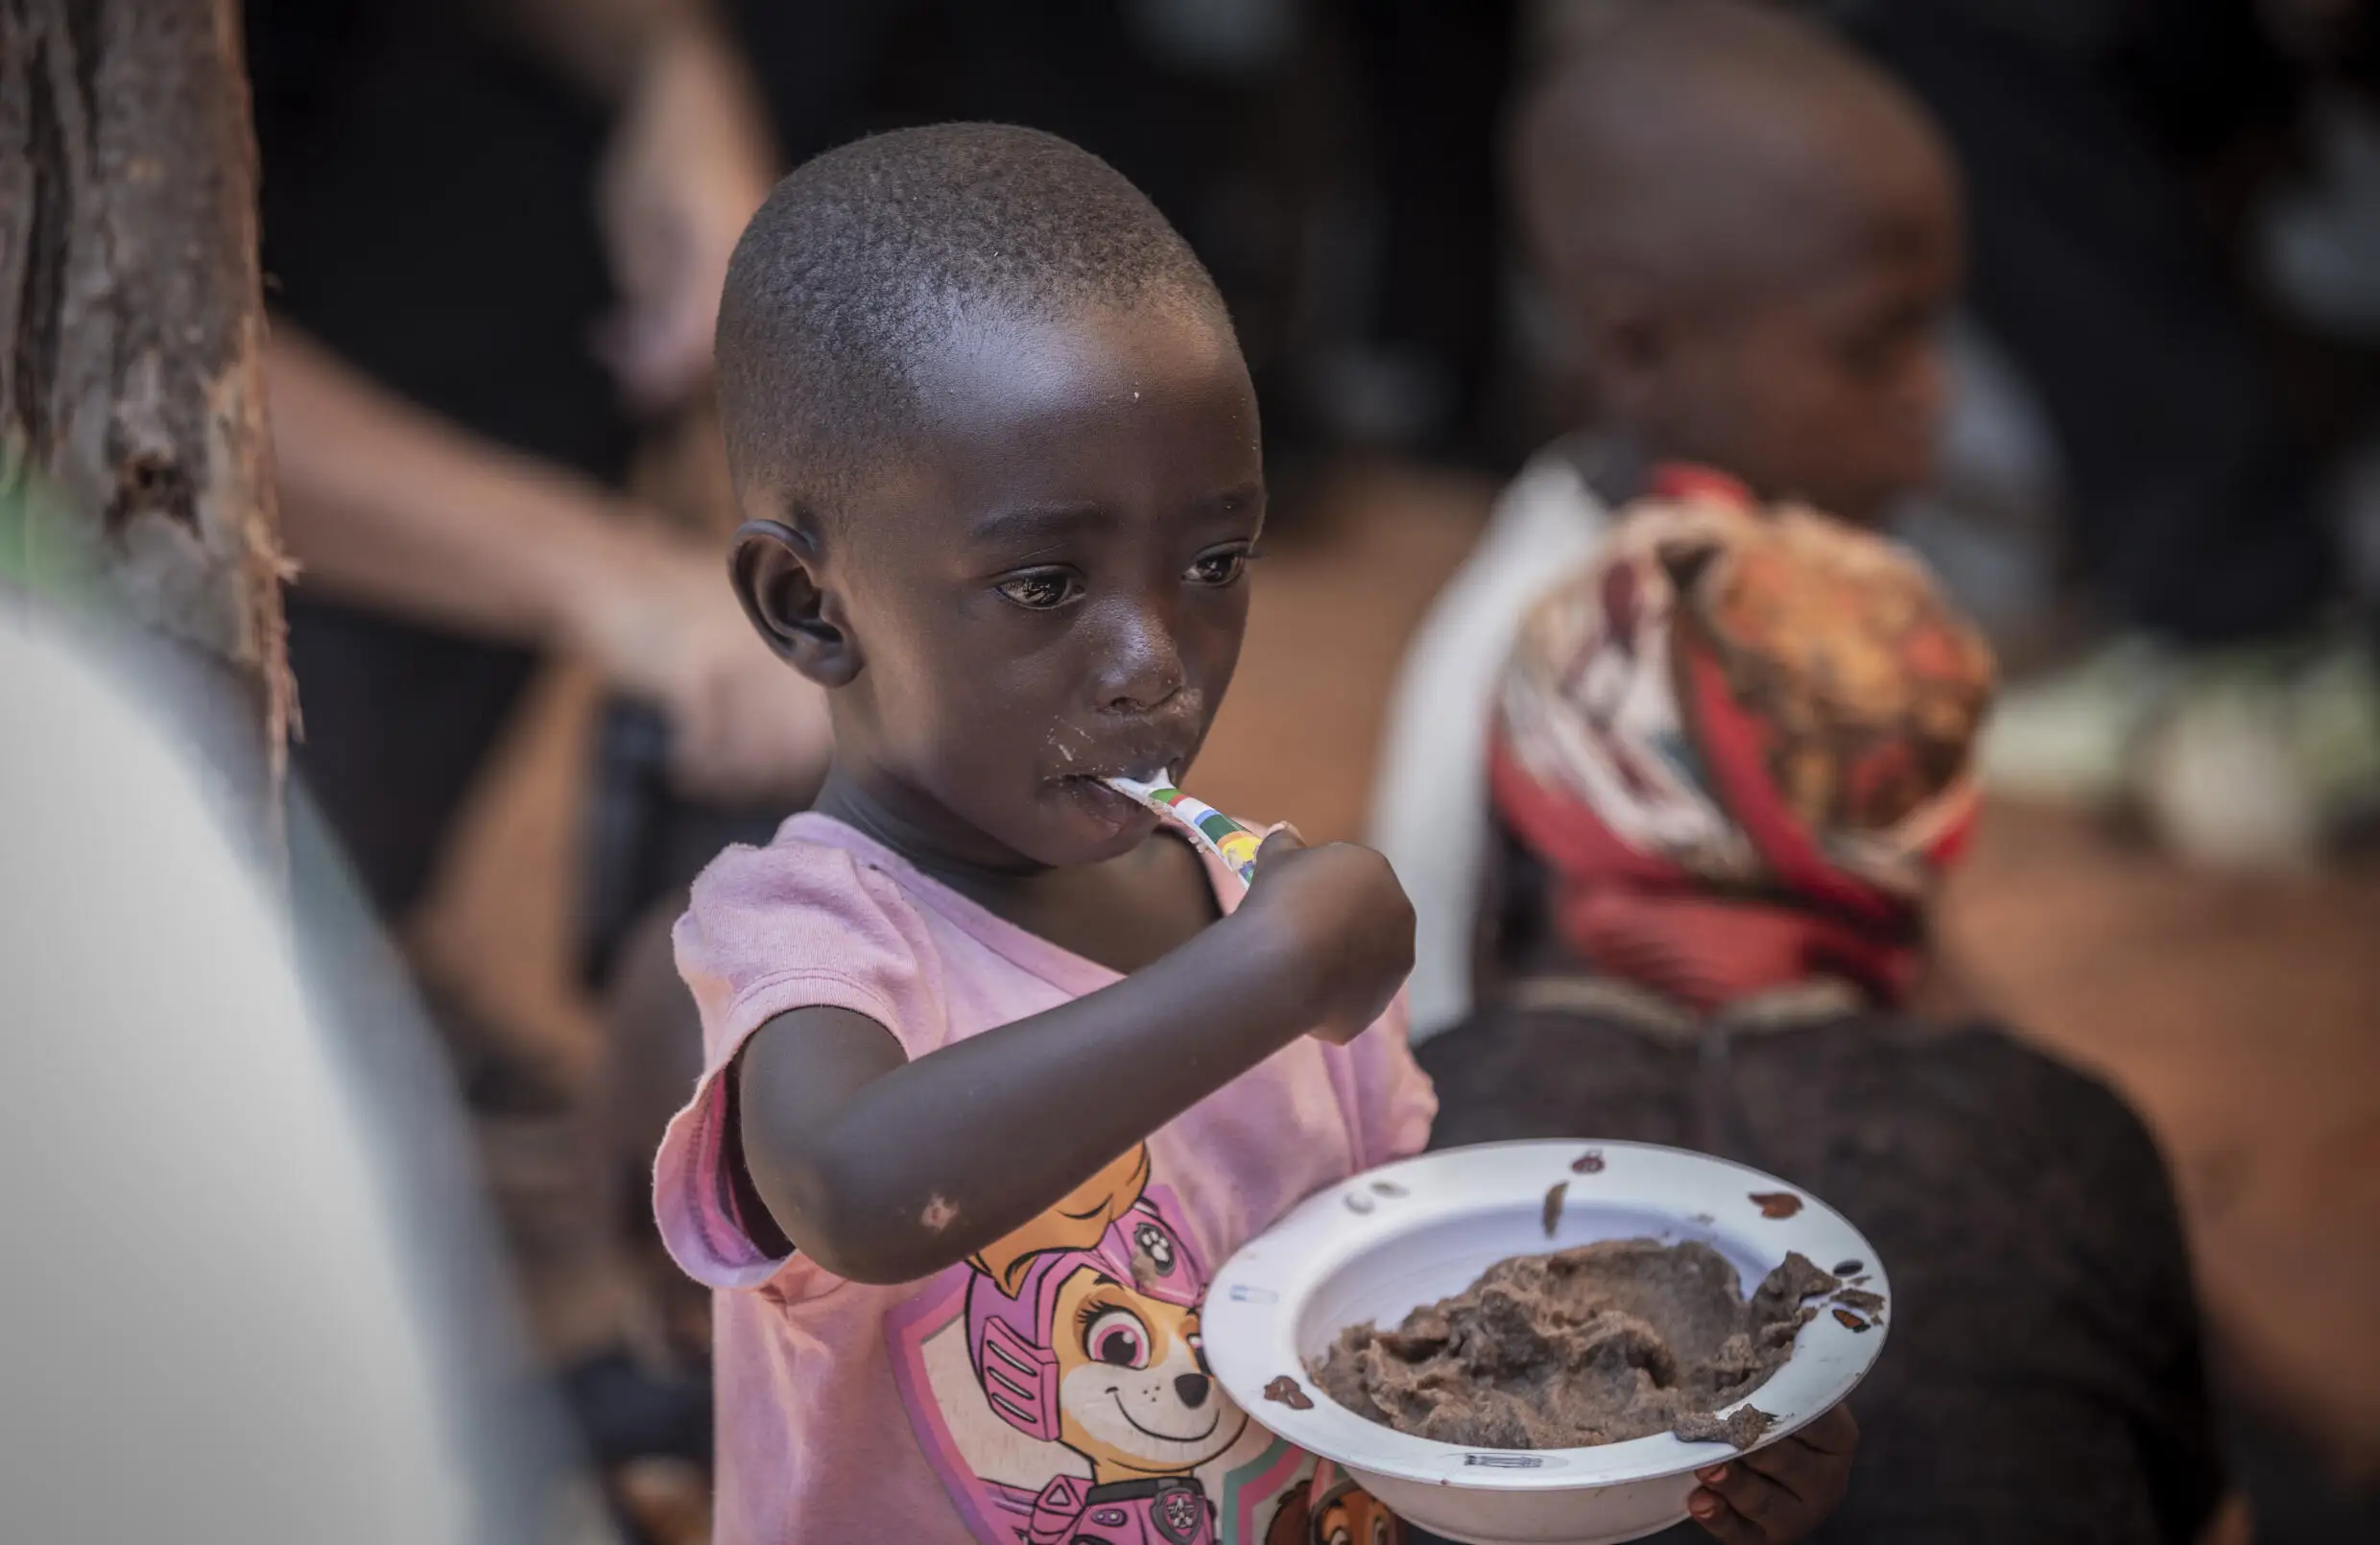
[268,0,823,804]
[268,327,824,806]
[498,0,780,412]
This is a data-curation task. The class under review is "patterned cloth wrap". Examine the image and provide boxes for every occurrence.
[1487,469,1997,1010]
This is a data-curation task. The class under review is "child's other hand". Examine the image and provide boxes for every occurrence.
[1238,826,1414,1045]
[1686,1403,1857,1544]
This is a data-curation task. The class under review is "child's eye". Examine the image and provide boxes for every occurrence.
[1185,547,1252,587]
[995,570,1083,610]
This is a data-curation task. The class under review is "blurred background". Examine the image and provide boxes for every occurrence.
[9,1,2380,1542]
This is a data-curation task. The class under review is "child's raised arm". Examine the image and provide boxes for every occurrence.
[733,829,1413,1285]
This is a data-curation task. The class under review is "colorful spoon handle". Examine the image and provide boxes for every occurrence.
[1104,773,1264,887]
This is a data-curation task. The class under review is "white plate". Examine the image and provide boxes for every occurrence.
[1202,1140,1889,1545]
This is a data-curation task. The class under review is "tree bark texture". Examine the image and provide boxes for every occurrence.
[0,0,293,808]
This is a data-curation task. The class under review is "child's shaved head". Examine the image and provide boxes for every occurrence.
[1516,0,1944,307]
[1513,0,1963,523]
[716,124,1229,525]
[723,125,1262,872]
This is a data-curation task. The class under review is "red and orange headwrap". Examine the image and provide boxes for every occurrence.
[1488,471,1995,1010]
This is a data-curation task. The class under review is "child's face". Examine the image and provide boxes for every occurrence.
[779,299,1264,870]
[1594,144,1961,525]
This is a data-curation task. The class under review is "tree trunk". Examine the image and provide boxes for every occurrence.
[0,0,292,837]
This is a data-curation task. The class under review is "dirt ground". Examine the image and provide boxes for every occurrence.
[416,462,2380,1516]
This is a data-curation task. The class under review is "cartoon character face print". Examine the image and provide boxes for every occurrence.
[1310,1486,1399,1545]
[942,1144,1251,1542]
[890,1143,1402,1545]
[967,1165,1250,1488]
[1262,1464,1405,1545]
[1050,1252,1243,1482]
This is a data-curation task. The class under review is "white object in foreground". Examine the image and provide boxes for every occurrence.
[1203,1140,1890,1545]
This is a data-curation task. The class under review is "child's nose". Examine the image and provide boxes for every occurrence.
[1096,605,1185,713]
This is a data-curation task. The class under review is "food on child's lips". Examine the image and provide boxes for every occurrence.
[1310,1240,1838,1451]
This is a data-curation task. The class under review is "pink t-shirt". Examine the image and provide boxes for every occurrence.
[655,812,1437,1545]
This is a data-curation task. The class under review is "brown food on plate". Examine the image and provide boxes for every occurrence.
[1264,1375,1315,1411]
[1311,1241,1837,1450]
[1673,1405,1776,1448]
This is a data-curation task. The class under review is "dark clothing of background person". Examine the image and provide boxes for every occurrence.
[725,0,1520,470]
[250,0,629,919]
[1846,0,2338,647]
[1413,988,2225,1545]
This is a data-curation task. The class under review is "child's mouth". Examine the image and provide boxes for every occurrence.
[1101,755,1178,784]
[1058,773,1161,826]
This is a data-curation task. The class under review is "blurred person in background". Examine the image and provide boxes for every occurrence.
[1372,0,1964,1038]
[1417,492,2230,1545]
[1842,0,2380,867]
[251,0,825,958]
[249,0,805,1513]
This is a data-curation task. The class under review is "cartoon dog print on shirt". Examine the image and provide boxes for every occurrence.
[1266,1462,1403,1545]
[968,1146,1237,1543]
[884,1144,1405,1545]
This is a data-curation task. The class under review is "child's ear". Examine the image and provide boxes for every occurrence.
[730,518,862,687]
[1579,274,1667,419]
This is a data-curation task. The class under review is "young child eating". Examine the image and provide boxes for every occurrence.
[1373,0,1964,1039]
[654,124,1849,1545]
